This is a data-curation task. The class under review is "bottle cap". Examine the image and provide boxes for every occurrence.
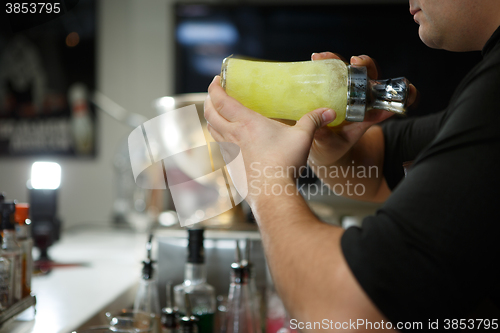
[230,262,248,284]
[346,66,368,122]
[141,259,154,280]
[231,240,247,283]
[161,306,178,329]
[346,65,410,122]
[15,203,29,225]
[1,201,16,230]
[240,238,253,270]
[141,234,155,280]
[187,228,204,264]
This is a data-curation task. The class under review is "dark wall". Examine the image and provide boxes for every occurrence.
[175,4,482,117]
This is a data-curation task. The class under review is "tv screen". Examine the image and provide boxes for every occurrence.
[174,3,481,117]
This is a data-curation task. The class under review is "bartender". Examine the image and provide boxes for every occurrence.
[204,0,500,330]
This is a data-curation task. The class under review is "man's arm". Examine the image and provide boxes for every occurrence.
[204,76,393,332]
[252,178,392,332]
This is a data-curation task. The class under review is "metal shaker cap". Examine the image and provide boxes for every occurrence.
[346,66,368,122]
[346,65,411,122]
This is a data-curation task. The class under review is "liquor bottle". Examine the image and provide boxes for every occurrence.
[0,201,22,304]
[241,240,262,333]
[221,57,411,127]
[133,234,161,332]
[0,251,13,311]
[174,229,216,333]
[222,241,259,333]
[14,203,33,299]
[0,193,11,310]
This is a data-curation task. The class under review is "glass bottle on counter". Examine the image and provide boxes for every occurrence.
[0,201,22,304]
[241,240,262,333]
[222,243,259,333]
[14,203,33,299]
[0,193,11,311]
[0,251,13,311]
[174,228,216,333]
[133,234,161,332]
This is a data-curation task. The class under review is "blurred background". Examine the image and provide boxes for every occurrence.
[0,0,486,332]
[0,0,481,231]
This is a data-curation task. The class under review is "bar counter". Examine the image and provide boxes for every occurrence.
[0,228,146,333]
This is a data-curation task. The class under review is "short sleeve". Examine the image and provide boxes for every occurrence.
[380,111,446,190]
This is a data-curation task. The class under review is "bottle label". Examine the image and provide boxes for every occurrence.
[0,260,12,308]
[3,253,22,301]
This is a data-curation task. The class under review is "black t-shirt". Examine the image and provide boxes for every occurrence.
[341,26,500,328]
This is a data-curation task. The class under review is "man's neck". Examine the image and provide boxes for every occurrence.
[478,14,500,51]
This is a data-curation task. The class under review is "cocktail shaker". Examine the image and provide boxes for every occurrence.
[221,58,411,126]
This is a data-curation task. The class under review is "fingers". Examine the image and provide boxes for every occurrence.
[206,123,224,142]
[207,76,252,122]
[312,53,379,80]
[204,94,230,132]
[350,55,379,80]
[363,109,394,124]
[313,126,337,142]
[311,52,346,62]
[408,84,419,107]
[295,108,336,134]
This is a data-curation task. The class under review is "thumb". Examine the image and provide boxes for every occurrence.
[295,108,336,133]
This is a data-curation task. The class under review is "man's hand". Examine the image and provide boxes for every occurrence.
[307,52,418,202]
[308,52,418,169]
[204,76,335,205]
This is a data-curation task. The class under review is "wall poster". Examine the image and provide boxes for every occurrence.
[0,0,96,157]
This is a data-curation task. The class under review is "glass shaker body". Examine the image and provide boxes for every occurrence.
[221,57,410,126]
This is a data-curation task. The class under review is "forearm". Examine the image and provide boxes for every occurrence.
[309,125,391,203]
[206,74,391,330]
[250,180,346,322]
